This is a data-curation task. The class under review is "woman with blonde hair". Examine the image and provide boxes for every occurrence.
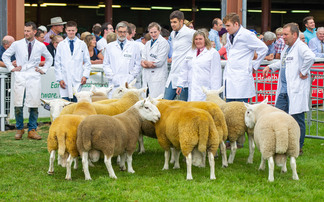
[84,34,104,64]
[176,30,222,101]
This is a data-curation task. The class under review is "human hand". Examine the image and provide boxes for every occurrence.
[299,73,308,80]
[11,66,22,72]
[176,87,182,95]
[81,76,87,85]
[35,67,45,74]
[263,66,270,78]
[60,80,66,89]
[12,60,17,67]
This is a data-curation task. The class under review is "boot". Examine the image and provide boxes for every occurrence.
[27,129,42,140]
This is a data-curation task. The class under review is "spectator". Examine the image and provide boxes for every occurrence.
[93,25,102,42]
[38,25,47,35]
[274,27,285,59]
[176,30,222,101]
[161,28,172,63]
[299,32,307,44]
[303,16,316,44]
[36,29,48,66]
[164,10,195,101]
[141,22,170,98]
[0,35,16,67]
[54,21,91,102]
[84,34,104,64]
[184,19,194,29]
[223,13,267,103]
[209,18,223,51]
[44,17,66,43]
[263,23,315,155]
[218,33,228,60]
[80,31,91,41]
[127,23,137,41]
[97,22,114,53]
[2,21,53,140]
[308,27,324,58]
[106,32,117,44]
[103,22,141,92]
[263,31,277,61]
[47,35,63,66]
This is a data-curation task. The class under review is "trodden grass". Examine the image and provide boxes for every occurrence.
[0,124,323,201]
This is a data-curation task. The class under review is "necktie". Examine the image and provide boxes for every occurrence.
[197,48,201,56]
[175,31,179,37]
[28,42,32,60]
[151,39,156,47]
[69,40,74,55]
[230,34,235,44]
[321,41,323,53]
[120,42,124,50]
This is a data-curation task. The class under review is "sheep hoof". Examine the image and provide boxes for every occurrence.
[85,177,92,181]
[210,176,216,180]
[128,170,135,174]
[268,177,274,182]
[120,166,126,171]
[110,175,117,179]
[247,159,253,164]
[162,167,169,170]
[222,164,228,168]
[138,150,145,155]
[47,171,54,175]
[65,177,72,181]
[281,170,287,174]
[186,176,193,180]
[173,165,180,169]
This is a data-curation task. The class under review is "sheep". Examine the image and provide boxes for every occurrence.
[148,97,219,180]
[202,86,255,164]
[77,98,161,180]
[40,99,73,122]
[244,99,300,182]
[90,85,114,102]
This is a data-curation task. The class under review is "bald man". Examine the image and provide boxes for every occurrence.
[0,35,16,67]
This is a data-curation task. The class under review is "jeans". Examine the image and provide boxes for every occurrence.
[62,95,78,102]
[15,107,38,132]
[164,83,188,101]
[275,93,306,149]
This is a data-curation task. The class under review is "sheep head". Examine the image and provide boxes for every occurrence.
[40,99,73,121]
[75,91,94,103]
[112,86,147,99]
[202,86,226,104]
[90,84,114,97]
[244,98,268,128]
[135,98,161,123]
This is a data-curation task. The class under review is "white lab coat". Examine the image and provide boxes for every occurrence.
[177,48,222,101]
[103,40,141,88]
[269,38,315,114]
[142,35,170,97]
[97,37,107,53]
[224,26,268,99]
[166,25,195,88]
[55,37,91,98]
[2,39,53,107]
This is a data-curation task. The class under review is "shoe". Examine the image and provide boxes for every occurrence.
[15,129,25,140]
[27,129,42,140]
[299,149,303,156]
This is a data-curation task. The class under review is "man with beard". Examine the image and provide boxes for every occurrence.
[103,21,141,95]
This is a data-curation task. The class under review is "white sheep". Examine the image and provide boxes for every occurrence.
[202,86,255,164]
[149,97,219,180]
[244,99,300,182]
[40,99,73,122]
[77,98,161,180]
[89,84,114,102]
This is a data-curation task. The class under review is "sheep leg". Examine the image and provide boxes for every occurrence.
[73,157,78,169]
[104,155,117,179]
[116,155,121,165]
[259,156,266,170]
[170,147,175,163]
[186,153,193,180]
[89,160,95,167]
[119,153,127,171]
[228,141,237,164]
[47,150,55,175]
[65,154,73,180]
[219,142,228,168]
[82,152,92,180]
[268,156,275,182]
[162,150,170,170]
[126,153,135,173]
[281,160,287,173]
[247,135,255,164]
[173,149,181,169]
[290,157,299,180]
[208,152,216,180]
[138,134,145,154]
[57,153,61,166]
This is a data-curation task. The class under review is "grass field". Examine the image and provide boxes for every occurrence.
[0,123,323,201]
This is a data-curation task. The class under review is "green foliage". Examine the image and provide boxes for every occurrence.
[0,127,323,201]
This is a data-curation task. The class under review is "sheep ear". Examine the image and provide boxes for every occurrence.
[129,78,137,87]
[201,86,208,95]
[108,84,114,92]
[64,101,73,106]
[216,86,225,94]
[40,99,49,104]
[139,87,147,93]
[90,85,96,93]
[125,82,129,88]
[243,102,250,109]
[156,94,164,99]
[261,97,268,104]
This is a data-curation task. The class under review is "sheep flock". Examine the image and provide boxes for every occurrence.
[44,83,300,182]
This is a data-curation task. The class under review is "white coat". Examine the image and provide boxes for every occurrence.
[224,26,268,99]
[269,38,315,114]
[142,35,170,98]
[103,40,141,88]
[177,48,222,101]
[55,37,91,98]
[2,39,53,107]
[166,25,195,88]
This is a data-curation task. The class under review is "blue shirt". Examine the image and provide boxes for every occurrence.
[303,28,316,44]
[167,37,173,59]
[280,47,291,93]
[308,37,324,58]
[0,46,15,62]
[266,42,276,56]
[208,29,222,51]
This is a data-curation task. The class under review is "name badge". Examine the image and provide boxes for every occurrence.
[124,53,132,58]
[150,53,157,59]
[286,56,293,61]
[185,56,193,60]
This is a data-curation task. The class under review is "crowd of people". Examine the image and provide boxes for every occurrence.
[0,11,319,155]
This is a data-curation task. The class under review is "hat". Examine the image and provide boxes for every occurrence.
[47,17,66,26]
[38,25,47,32]
[184,19,193,27]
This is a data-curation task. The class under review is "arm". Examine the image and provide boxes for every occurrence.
[82,44,92,83]
[176,58,190,88]
[210,51,222,90]
[102,45,114,81]
[214,34,222,51]
[249,34,268,70]
[38,45,53,74]
[308,40,324,58]
[152,40,170,68]
[299,44,316,77]
[129,45,142,79]
[2,43,17,72]
[54,44,63,82]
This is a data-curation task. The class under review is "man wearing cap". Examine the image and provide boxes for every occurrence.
[44,17,66,44]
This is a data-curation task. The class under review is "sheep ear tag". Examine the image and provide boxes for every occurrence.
[43,103,51,111]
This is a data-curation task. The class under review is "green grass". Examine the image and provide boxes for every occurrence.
[0,125,324,201]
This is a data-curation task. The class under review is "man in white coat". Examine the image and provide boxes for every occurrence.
[141,22,170,98]
[2,21,53,140]
[223,13,268,103]
[164,10,195,101]
[263,23,315,155]
[55,21,91,102]
[103,22,141,93]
